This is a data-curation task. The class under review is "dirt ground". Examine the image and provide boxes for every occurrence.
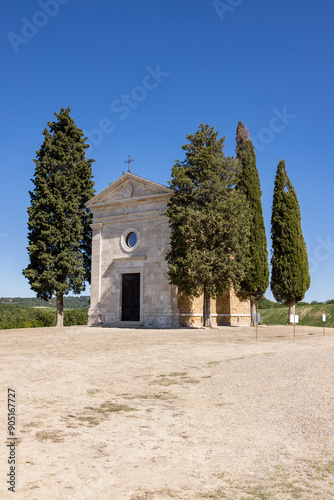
[1,324,334,499]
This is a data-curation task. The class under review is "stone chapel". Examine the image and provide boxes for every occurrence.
[86,172,250,327]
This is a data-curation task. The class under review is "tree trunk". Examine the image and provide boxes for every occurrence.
[56,295,64,327]
[250,298,257,326]
[287,298,296,325]
[203,292,212,327]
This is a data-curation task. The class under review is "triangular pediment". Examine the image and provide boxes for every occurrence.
[86,172,173,208]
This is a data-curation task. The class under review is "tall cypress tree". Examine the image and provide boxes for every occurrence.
[235,122,269,324]
[23,107,95,327]
[166,123,250,326]
[270,160,310,323]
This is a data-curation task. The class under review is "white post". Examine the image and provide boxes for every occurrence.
[323,314,326,336]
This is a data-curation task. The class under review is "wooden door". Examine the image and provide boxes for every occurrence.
[122,273,140,321]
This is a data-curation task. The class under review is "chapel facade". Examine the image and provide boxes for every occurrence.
[86,172,250,328]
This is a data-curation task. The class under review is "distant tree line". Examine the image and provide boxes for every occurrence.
[0,304,88,330]
[0,296,90,309]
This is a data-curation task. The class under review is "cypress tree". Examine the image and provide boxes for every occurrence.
[235,122,269,324]
[270,160,310,323]
[166,124,250,326]
[23,107,95,327]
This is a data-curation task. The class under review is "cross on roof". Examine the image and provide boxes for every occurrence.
[124,155,135,173]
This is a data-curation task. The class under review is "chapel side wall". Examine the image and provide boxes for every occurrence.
[178,290,251,327]
[178,293,203,327]
[178,293,232,327]
[228,289,251,326]
[214,294,232,326]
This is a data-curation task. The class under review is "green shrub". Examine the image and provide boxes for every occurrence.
[64,308,88,326]
[32,309,56,327]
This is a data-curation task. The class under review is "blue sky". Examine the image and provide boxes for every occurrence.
[1,0,333,302]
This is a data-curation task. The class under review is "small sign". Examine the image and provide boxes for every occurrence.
[290,315,299,324]
[254,313,260,323]
[322,314,326,322]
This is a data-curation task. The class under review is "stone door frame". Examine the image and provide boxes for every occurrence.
[114,265,144,322]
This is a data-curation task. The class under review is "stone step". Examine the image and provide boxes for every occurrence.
[105,321,144,328]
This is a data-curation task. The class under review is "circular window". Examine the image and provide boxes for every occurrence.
[126,231,137,248]
[121,228,140,253]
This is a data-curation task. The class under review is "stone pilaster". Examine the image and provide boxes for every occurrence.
[88,223,102,325]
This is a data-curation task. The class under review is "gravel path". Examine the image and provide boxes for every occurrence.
[1,325,334,499]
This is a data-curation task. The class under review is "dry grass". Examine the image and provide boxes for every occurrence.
[35,430,65,443]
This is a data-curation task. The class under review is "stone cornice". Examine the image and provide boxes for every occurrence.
[91,210,170,227]
[87,192,172,210]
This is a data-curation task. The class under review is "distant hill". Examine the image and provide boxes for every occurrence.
[258,302,334,328]
[0,296,90,309]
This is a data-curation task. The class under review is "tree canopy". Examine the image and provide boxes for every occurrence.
[270,159,310,321]
[235,121,269,321]
[23,107,95,326]
[166,123,250,326]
